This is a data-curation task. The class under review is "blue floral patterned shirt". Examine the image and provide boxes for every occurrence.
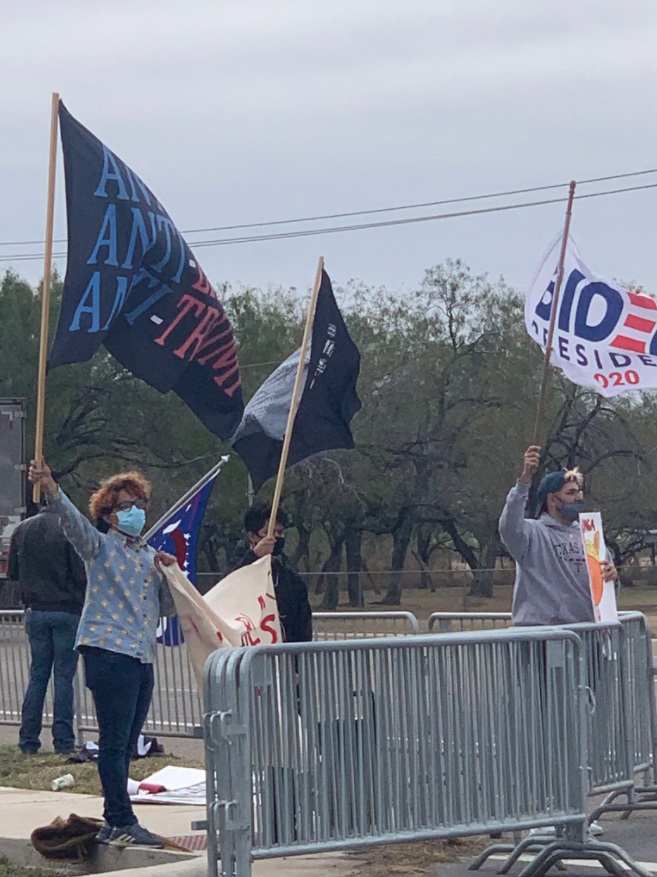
[47,488,174,664]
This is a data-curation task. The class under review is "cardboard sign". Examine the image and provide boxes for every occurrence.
[579,512,619,624]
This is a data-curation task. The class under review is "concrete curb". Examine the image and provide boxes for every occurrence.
[0,836,200,874]
[89,851,359,877]
[80,855,205,877]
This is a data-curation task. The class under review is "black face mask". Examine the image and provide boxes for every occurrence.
[556,499,585,523]
[272,537,286,557]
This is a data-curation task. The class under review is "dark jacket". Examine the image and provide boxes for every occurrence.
[237,550,312,643]
[8,508,87,614]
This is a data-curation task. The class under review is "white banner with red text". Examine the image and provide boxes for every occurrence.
[161,556,282,686]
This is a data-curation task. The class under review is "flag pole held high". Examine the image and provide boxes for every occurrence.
[266,257,324,534]
[531,179,577,445]
[33,92,60,503]
[231,261,362,516]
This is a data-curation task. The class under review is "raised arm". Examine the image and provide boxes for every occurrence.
[28,459,102,561]
[498,446,540,562]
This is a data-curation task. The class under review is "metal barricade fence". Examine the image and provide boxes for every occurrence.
[617,612,657,781]
[0,610,56,726]
[563,623,633,796]
[312,611,420,640]
[0,609,420,739]
[585,612,657,820]
[474,619,656,875]
[203,629,590,877]
[427,612,513,633]
[0,610,203,738]
[425,613,654,791]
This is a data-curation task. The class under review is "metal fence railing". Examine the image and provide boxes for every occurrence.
[0,610,204,739]
[588,612,657,820]
[0,611,54,728]
[473,618,657,875]
[312,611,420,640]
[0,609,423,739]
[427,611,513,633]
[203,628,650,877]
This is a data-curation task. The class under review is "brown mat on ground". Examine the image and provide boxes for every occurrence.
[31,813,191,862]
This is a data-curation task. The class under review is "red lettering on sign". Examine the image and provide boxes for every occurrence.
[260,614,279,643]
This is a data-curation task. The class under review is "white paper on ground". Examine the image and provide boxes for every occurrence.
[130,782,206,805]
[128,765,207,805]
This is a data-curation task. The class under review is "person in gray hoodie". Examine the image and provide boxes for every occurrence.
[499,445,618,625]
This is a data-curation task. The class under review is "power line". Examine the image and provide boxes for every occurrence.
[189,182,657,248]
[1,179,656,264]
[1,166,657,250]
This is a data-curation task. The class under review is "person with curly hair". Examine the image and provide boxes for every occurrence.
[28,459,175,849]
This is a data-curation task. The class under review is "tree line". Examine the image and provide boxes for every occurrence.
[2,261,656,606]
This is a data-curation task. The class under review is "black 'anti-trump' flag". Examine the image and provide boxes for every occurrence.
[49,102,243,439]
[231,270,361,491]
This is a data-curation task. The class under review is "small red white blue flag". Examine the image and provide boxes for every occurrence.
[148,462,224,644]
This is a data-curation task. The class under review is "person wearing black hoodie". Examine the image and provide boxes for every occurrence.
[236,504,312,643]
[8,504,87,754]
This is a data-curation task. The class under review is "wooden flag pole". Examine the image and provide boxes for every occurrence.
[531,179,577,446]
[33,92,60,503]
[267,256,325,536]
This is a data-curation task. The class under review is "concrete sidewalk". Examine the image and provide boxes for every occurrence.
[0,785,359,876]
[3,785,657,877]
[0,784,206,840]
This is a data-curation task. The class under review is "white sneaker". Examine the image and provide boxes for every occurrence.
[527,826,557,838]
[588,820,604,837]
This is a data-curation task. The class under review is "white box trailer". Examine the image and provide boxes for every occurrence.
[0,398,26,579]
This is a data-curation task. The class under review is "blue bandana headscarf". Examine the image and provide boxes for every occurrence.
[534,471,566,517]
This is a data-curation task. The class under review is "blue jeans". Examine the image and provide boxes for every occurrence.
[20,609,80,754]
[82,648,154,827]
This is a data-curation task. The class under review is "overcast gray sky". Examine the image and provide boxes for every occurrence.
[2,0,657,299]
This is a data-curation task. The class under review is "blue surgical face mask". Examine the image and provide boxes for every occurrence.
[116,505,146,537]
[558,499,585,523]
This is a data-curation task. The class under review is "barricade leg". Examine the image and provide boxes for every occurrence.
[467,841,524,871]
[516,839,653,877]
[526,846,627,877]
[493,835,565,875]
[204,713,222,877]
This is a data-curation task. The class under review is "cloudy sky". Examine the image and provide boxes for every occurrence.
[2,0,657,299]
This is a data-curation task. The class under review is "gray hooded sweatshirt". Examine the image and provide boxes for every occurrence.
[499,481,595,625]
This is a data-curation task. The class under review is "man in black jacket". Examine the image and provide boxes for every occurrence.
[8,504,87,754]
[236,504,312,643]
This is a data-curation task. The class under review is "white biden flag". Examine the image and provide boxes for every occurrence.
[526,236,657,396]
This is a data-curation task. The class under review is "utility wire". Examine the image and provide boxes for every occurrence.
[1,166,657,249]
[1,179,656,264]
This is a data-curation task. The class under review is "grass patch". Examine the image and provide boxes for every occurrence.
[0,745,203,797]
[0,857,63,877]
